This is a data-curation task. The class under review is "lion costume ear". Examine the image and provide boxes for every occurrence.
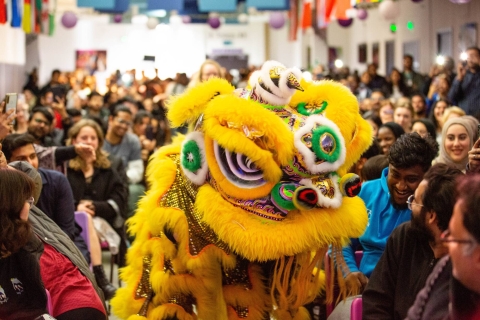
[167,78,235,128]
[338,113,373,175]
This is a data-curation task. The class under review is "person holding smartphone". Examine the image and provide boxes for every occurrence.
[467,126,480,174]
[447,47,480,116]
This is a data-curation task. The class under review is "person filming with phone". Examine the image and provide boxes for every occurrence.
[448,47,480,117]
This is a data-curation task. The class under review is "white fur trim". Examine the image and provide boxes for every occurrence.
[294,115,346,173]
[259,60,285,97]
[253,84,289,106]
[300,175,343,209]
[181,131,208,185]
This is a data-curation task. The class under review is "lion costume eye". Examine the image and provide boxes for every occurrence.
[294,115,346,174]
[180,131,208,185]
[213,141,266,188]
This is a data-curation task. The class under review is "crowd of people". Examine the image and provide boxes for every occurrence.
[0,47,479,319]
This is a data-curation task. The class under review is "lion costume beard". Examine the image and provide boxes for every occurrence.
[111,61,373,320]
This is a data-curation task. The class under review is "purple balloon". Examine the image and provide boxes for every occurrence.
[411,0,423,2]
[450,0,470,3]
[182,15,191,24]
[61,11,78,29]
[338,18,353,28]
[269,12,285,29]
[113,14,122,23]
[356,9,368,20]
[208,17,221,29]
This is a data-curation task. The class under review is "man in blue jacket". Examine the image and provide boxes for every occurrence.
[342,133,438,292]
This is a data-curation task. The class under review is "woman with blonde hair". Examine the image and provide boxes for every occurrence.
[441,106,466,125]
[66,119,128,288]
[393,103,414,133]
[188,59,224,88]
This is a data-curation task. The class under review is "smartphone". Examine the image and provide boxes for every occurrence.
[462,60,468,68]
[477,124,480,139]
[51,85,66,101]
[4,93,17,114]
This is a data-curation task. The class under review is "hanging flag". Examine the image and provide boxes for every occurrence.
[288,0,298,41]
[34,0,41,32]
[48,0,55,35]
[301,0,312,30]
[22,0,32,33]
[41,0,48,33]
[335,0,351,20]
[11,0,22,26]
[0,0,6,24]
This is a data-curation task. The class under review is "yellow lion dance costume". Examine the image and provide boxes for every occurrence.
[112,60,373,320]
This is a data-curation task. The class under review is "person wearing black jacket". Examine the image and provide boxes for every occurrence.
[362,164,462,319]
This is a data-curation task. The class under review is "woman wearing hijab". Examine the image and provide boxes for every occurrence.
[434,116,478,172]
[377,122,405,155]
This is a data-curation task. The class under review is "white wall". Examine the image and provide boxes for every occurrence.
[34,15,278,85]
[0,24,25,65]
[327,0,480,76]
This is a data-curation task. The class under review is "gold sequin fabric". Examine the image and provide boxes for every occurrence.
[168,293,195,314]
[159,155,230,256]
[222,257,252,290]
[234,306,250,318]
[135,255,153,299]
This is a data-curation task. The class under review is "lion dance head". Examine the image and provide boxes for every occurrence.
[112,61,373,320]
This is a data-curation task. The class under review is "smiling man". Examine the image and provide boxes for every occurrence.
[341,133,438,292]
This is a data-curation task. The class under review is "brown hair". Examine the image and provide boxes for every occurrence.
[0,169,35,257]
[199,59,223,82]
[67,119,111,170]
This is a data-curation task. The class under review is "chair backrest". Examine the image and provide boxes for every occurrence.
[74,211,91,252]
[350,297,362,320]
[45,289,53,315]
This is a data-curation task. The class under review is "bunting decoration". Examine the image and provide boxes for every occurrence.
[22,0,32,33]
[288,0,298,41]
[301,0,312,30]
[0,0,6,24]
[11,0,22,27]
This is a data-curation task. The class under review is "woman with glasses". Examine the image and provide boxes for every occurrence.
[0,168,106,320]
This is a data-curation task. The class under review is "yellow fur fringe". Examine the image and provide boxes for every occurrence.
[167,78,235,128]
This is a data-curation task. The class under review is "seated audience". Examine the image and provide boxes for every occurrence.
[429,99,450,146]
[442,106,466,125]
[360,154,389,182]
[434,116,478,173]
[362,111,382,137]
[0,168,106,320]
[342,133,438,292]
[393,103,414,133]
[363,164,462,320]
[411,94,428,120]
[379,100,395,124]
[66,119,128,267]
[411,119,437,140]
[2,133,117,300]
[377,122,405,155]
[406,174,480,320]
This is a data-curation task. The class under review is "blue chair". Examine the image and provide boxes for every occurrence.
[75,211,92,269]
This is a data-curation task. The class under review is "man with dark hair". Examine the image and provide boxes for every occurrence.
[2,133,117,300]
[27,106,56,146]
[406,174,480,320]
[85,91,109,132]
[411,93,428,120]
[366,63,389,96]
[448,46,480,117]
[402,54,425,95]
[342,133,439,290]
[363,163,462,320]
[104,105,143,217]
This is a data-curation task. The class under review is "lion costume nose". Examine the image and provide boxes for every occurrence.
[293,186,318,210]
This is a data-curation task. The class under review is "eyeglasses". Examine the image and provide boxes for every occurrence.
[26,196,34,208]
[33,118,51,126]
[115,118,132,127]
[441,229,476,245]
[406,194,424,210]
